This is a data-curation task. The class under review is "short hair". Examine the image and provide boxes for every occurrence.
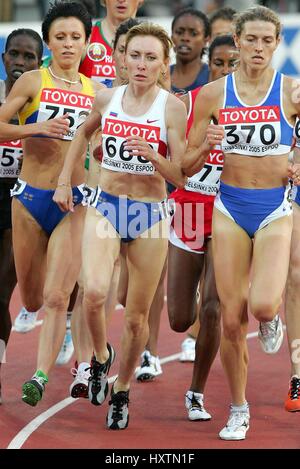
[114,18,141,51]
[5,29,43,61]
[209,7,236,27]
[42,1,92,43]
[234,5,281,39]
[171,7,211,39]
[208,34,236,62]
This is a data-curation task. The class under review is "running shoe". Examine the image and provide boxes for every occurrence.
[179,337,196,362]
[70,365,90,398]
[106,386,129,430]
[258,314,284,354]
[185,391,211,421]
[56,328,74,365]
[14,307,38,333]
[135,350,162,382]
[219,406,250,440]
[88,343,115,406]
[284,375,300,412]
[22,372,48,407]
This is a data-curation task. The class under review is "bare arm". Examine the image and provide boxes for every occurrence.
[53,90,107,211]
[0,71,69,141]
[125,94,187,188]
[181,83,224,177]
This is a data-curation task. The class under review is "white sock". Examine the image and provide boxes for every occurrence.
[231,402,249,413]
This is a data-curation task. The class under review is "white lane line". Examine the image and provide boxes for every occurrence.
[7,329,262,449]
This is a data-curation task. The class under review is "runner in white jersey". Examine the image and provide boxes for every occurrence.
[0,2,104,407]
[0,28,43,404]
[167,34,239,422]
[284,120,300,412]
[182,6,300,440]
[54,22,186,430]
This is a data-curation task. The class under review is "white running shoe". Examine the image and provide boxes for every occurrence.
[56,328,74,365]
[219,407,250,440]
[135,350,162,381]
[185,391,211,421]
[14,307,38,333]
[70,365,90,398]
[179,337,196,362]
[258,314,284,354]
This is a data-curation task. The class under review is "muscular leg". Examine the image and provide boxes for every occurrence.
[37,205,85,374]
[250,215,292,322]
[167,243,205,332]
[212,209,252,406]
[190,240,221,393]
[82,207,120,363]
[12,199,47,311]
[115,220,168,391]
[117,244,128,307]
[145,258,167,356]
[285,204,300,377]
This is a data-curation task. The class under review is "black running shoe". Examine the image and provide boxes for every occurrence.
[88,343,115,406]
[106,387,130,430]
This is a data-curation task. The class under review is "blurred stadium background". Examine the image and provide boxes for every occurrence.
[1,0,300,79]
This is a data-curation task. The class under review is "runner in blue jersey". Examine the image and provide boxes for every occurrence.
[182,5,300,440]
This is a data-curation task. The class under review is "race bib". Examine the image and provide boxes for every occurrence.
[219,106,281,156]
[101,118,161,175]
[185,149,224,195]
[37,88,93,140]
[86,42,116,86]
[0,139,22,178]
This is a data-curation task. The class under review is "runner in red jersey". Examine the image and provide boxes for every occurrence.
[79,0,144,86]
[167,35,239,421]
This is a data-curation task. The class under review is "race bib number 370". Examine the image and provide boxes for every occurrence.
[219,105,281,156]
[101,118,161,175]
[37,88,93,140]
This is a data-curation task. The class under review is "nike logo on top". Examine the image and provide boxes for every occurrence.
[147,119,159,124]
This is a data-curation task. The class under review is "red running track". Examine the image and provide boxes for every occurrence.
[0,287,299,450]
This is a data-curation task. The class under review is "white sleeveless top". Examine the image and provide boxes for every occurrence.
[101,85,169,176]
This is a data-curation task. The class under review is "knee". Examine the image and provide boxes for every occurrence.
[251,300,278,323]
[168,312,192,333]
[126,312,148,337]
[43,290,69,314]
[23,297,43,313]
[222,319,244,343]
[168,299,194,332]
[84,286,108,313]
[200,299,221,331]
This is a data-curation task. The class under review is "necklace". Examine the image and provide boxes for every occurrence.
[49,66,80,86]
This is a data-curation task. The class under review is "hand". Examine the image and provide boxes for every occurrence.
[53,184,74,212]
[33,113,70,139]
[205,124,224,148]
[124,136,157,162]
[289,163,300,186]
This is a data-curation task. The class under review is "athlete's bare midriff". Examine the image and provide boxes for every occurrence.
[221,152,289,188]
[99,166,167,201]
[20,138,85,189]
